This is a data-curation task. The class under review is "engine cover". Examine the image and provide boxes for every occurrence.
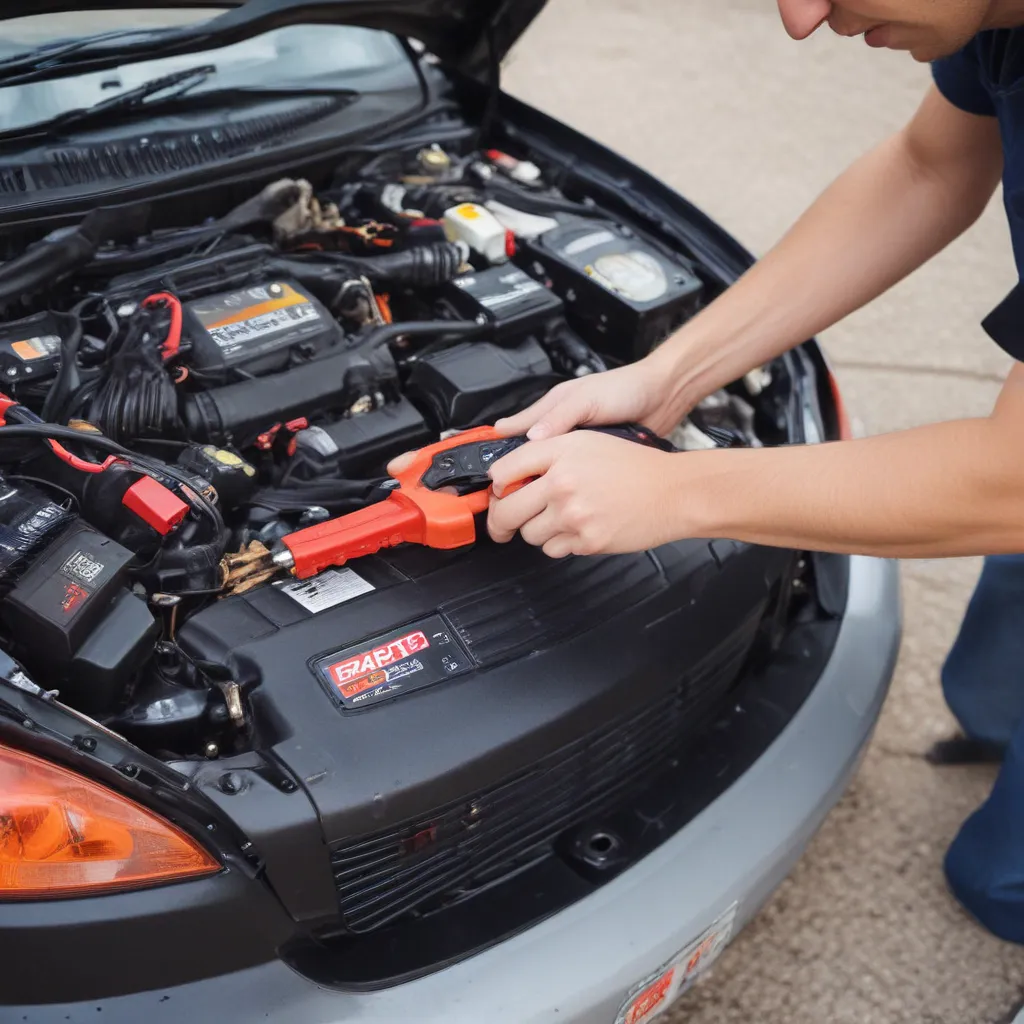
[177,537,792,931]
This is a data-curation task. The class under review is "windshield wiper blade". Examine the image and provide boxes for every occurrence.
[0,1,328,88]
[0,27,166,74]
[0,64,219,143]
[46,64,217,133]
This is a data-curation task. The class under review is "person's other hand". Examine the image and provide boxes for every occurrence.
[486,430,687,558]
[493,357,680,441]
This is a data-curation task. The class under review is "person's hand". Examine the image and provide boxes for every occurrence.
[486,430,688,558]
[494,356,681,441]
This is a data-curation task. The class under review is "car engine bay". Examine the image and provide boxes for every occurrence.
[0,135,797,765]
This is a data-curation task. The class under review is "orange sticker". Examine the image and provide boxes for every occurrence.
[622,970,675,1024]
[203,284,309,329]
[11,340,43,361]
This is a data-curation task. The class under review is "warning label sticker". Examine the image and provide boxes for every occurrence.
[275,568,375,614]
[10,335,61,362]
[189,282,322,357]
[614,904,738,1024]
[314,615,472,710]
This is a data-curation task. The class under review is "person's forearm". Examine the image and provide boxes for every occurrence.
[677,419,1024,558]
[652,104,999,415]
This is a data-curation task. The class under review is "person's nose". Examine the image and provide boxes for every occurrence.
[776,0,832,39]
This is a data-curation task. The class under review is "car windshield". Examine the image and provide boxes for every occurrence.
[0,10,417,134]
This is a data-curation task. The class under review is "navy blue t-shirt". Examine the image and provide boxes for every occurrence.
[933,32,1024,360]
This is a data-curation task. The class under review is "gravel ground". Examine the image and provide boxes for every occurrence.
[502,2,1024,1021]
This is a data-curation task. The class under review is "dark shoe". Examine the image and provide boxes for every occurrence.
[926,733,1007,765]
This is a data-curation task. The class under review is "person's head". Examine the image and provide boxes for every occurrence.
[776,0,1022,61]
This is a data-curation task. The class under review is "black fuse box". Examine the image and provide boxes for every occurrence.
[0,312,63,387]
[1,522,155,708]
[517,218,704,360]
[441,265,563,341]
[292,399,432,478]
[406,338,553,430]
[183,279,343,379]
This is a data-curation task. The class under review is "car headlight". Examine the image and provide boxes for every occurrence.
[0,742,219,899]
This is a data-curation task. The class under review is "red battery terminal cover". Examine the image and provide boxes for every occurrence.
[122,475,189,536]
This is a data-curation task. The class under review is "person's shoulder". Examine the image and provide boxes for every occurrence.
[965,29,1024,87]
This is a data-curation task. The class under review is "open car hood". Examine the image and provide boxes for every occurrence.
[0,0,549,79]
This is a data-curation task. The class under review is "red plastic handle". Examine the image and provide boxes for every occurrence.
[281,426,520,577]
[282,496,424,579]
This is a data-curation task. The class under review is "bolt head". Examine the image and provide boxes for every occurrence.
[219,773,241,795]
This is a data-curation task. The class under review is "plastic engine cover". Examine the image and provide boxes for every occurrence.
[176,537,793,853]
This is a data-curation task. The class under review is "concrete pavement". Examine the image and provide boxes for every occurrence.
[503,1,1024,1021]
[4,3,1023,1019]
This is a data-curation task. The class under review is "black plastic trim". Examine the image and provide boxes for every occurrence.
[284,608,845,989]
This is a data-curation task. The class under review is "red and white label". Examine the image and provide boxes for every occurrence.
[622,971,674,1024]
[327,630,430,689]
[615,904,737,1024]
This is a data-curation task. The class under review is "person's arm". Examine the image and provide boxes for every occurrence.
[497,85,1003,441]
[486,364,1024,560]
[669,362,1024,558]
[656,84,1003,411]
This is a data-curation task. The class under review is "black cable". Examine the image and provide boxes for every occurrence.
[40,303,88,422]
[0,422,136,457]
[359,319,488,351]
[250,476,388,516]
[5,475,79,511]
[132,438,190,451]
[87,303,181,443]
[485,178,606,219]
[0,423,223,532]
[171,586,225,599]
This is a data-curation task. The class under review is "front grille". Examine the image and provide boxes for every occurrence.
[329,609,761,933]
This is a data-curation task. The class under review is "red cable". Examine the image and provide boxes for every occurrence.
[142,292,183,360]
[47,441,119,474]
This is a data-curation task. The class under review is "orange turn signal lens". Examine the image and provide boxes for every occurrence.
[0,743,219,899]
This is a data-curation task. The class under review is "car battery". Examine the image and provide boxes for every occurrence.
[517,218,704,360]
[0,311,63,387]
[440,264,564,342]
[0,521,155,709]
[182,279,343,379]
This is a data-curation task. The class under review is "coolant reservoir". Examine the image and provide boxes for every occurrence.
[443,203,510,264]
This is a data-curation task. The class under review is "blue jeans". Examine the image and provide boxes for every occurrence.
[942,554,1024,943]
